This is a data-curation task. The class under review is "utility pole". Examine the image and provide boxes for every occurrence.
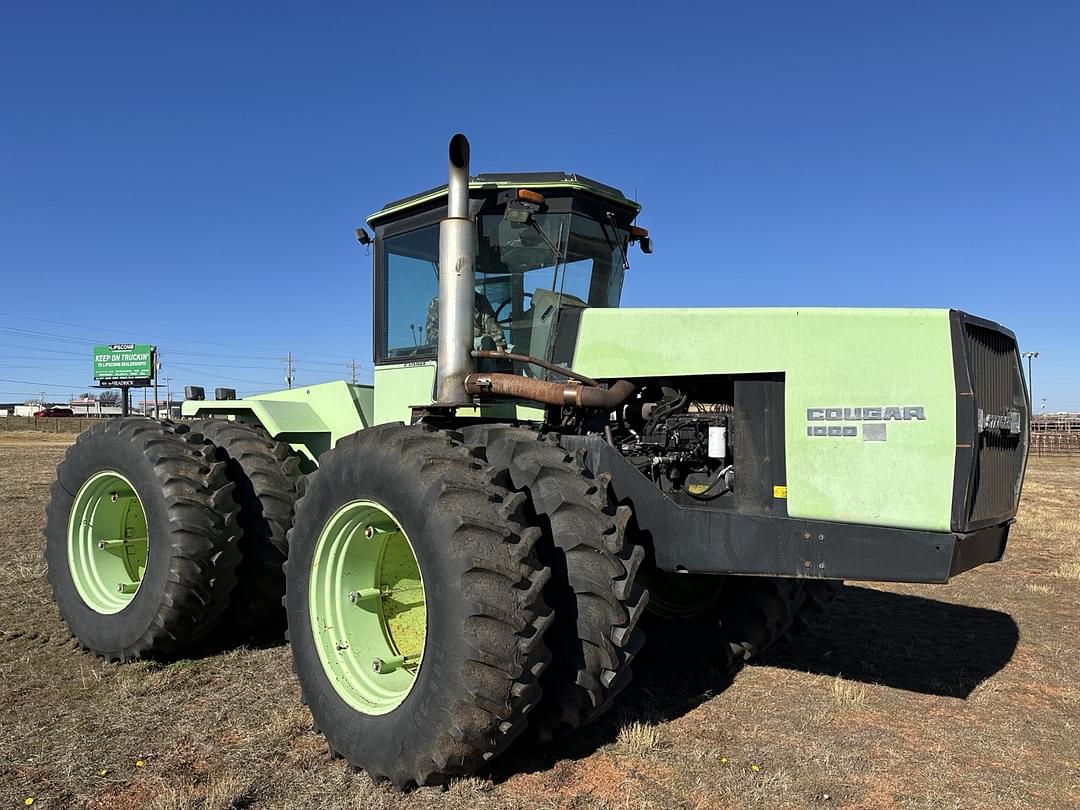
[154,351,161,418]
[350,358,359,384]
[284,352,295,389]
[1022,351,1039,409]
[164,375,172,418]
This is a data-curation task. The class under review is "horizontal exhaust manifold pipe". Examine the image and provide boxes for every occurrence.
[464,373,636,410]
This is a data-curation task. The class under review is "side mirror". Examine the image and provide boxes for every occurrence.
[355,227,372,246]
[498,188,544,225]
[503,200,538,225]
[628,225,652,254]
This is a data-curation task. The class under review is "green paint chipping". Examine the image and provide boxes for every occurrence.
[67,471,148,614]
[309,500,426,715]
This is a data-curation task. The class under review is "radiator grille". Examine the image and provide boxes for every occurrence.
[964,323,1027,526]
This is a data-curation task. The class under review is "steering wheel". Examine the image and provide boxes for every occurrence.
[494,291,533,326]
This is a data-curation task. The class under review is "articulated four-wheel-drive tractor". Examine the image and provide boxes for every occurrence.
[45,134,1029,788]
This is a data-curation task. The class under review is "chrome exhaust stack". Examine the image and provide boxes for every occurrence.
[435,133,476,405]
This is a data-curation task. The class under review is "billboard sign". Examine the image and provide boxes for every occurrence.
[93,344,155,386]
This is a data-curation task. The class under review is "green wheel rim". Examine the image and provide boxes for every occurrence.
[67,471,149,614]
[309,499,427,715]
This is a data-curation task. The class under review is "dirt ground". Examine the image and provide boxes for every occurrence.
[1,430,1077,809]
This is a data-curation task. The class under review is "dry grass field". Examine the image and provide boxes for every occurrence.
[1,430,1077,809]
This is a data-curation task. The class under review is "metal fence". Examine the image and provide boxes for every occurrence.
[0,416,98,434]
[1031,414,1080,456]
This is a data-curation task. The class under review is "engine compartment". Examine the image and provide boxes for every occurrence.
[617,383,736,505]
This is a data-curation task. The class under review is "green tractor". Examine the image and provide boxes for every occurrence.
[45,134,1029,788]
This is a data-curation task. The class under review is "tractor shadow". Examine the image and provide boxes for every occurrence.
[489,585,1019,780]
[757,585,1019,696]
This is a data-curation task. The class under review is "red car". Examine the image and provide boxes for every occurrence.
[34,407,74,417]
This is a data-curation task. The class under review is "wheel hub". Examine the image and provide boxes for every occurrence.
[309,500,426,715]
[67,471,148,614]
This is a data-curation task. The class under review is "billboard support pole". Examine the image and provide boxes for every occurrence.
[121,387,130,417]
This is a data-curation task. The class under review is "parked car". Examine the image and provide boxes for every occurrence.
[34,407,74,417]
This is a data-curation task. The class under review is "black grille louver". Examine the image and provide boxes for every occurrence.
[951,312,1029,532]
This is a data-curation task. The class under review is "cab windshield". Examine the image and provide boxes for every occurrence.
[379,212,627,372]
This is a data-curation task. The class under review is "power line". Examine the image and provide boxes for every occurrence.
[0,311,365,364]
[0,362,88,369]
[0,343,88,358]
[166,364,281,388]
[0,376,93,389]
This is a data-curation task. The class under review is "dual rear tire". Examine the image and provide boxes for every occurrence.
[45,418,242,661]
[185,419,307,638]
[45,417,305,660]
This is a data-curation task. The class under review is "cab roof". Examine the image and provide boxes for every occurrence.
[367,172,641,226]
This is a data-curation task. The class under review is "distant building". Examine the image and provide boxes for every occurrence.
[68,397,123,417]
[0,399,123,417]
[133,398,181,420]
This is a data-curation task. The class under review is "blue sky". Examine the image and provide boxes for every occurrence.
[1,3,1077,408]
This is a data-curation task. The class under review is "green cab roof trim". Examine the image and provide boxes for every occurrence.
[366,172,641,226]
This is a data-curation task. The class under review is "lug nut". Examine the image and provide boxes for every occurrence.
[372,656,402,674]
[371,654,419,674]
[348,588,381,604]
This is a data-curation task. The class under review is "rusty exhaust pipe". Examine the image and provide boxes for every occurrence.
[464,373,636,410]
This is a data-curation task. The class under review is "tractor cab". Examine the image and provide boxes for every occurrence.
[364,173,646,380]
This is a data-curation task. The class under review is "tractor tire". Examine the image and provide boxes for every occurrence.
[718,578,842,665]
[284,423,553,789]
[44,417,241,661]
[464,426,648,742]
[184,419,307,638]
[640,572,841,671]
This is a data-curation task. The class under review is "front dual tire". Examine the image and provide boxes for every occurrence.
[285,424,553,789]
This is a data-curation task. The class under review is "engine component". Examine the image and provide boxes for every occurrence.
[618,387,735,502]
